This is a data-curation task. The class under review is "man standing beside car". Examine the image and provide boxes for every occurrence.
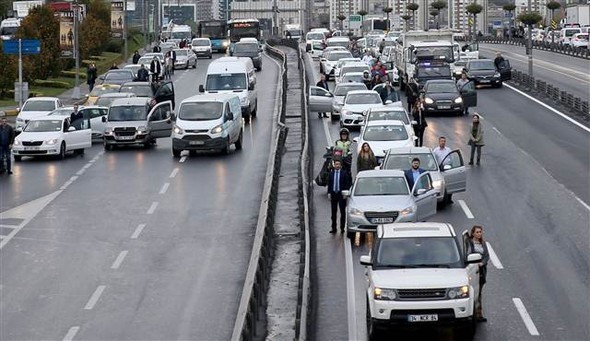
[316,74,330,118]
[328,159,352,234]
[433,137,454,203]
[404,158,425,189]
[0,118,15,175]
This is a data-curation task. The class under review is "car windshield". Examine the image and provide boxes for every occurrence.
[342,75,363,83]
[49,108,74,116]
[234,43,258,53]
[375,237,462,268]
[327,40,349,47]
[416,66,452,78]
[95,97,120,107]
[24,120,62,132]
[346,93,381,105]
[179,102,223,120]
[174,49,188,56]
[312,41,324,49]
[108,105,147,121]
[105,71,133,80]
[565,29,580,37]
[120,84,152,97]
[342,66,369,74]
[334,84,367,96]
[89,86,119,97]
[469,60,495,70]
[384,153,438,171]
[307,32,324,40]
[363,125,408,141]
[354,177,409,196]
[328,52,353,61]
[138,57,153,65]
[367,110,409,124]
[426,82,458,93]
[206,73,247,90]
[22,100,55,111]
[193,40,210,46]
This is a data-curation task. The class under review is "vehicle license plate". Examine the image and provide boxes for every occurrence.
[438,105,451,109]
[117,136,135,140]
[480,80,490,83]
[370,217,394,224]
[23,146,39,151]
[189,141,204,145]
[408,314,438,322]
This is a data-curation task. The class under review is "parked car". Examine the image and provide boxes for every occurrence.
[320,50,354,80]
[49,106,108,139]
[463,59,509,87]
[331,82,368,117]
[120,81,176,109]
[15,97,62,132]
[364,107,414,140]
[571,33,589,48]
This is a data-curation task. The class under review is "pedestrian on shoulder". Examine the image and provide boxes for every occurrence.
[316,74,330,118]
[468,113,484,165]
[86,63,97,92]
[412,98,427,147]
[0,118,15,174]
[456,73,470,115]
[328,159,352,234]
[132,50,141,64]
[467,225,489,322]
[357,142,378,173]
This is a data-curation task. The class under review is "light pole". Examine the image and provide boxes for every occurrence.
[72,0,80,99]
[527,0,533,81]
[123,0,128,62]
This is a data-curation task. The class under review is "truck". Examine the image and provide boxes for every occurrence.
[284,24,303,42]
[566,5,589,27]
[394,30,458,91]
[0,18,21,40]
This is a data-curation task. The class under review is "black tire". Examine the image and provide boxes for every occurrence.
[59,142,66,160]
[172,148,181,158]
[455,318,477,341]
[76,148,85,156]
[221,137,231,155]
[497,81,503,88]
[366,297,380,340]
[346,230,355,239]
[104,143,113,151]
[209,54,212,59]
[235,130,243,150]
[14,155,22,162]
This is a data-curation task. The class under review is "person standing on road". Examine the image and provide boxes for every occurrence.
[328,159,352,234]
[0,118,15,175]
[357,142,378,173]
[433,136,454,204]
[493,52,505,71]
[378,81,396,104]
[412,98,427,147]
[468,114,484,165]
[362,70,372,89]
[406,78,419,113]
[170,49,177,75]
[86,63,97,92]
[152,43,161,53]
[316,74,330,118]
[467,225,489,323]
[404,157,425,189]
[456,73,470,115]
[132,50,141,64]
[150,57,161,83]
[137,64,149,82]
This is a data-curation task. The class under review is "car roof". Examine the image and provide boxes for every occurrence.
[342,72,364,77]
[110,97,150,106]
[342,62,369,68]
[378,222,456,239]
[99,92,135,98]
[121,82,151,87]
[327,36,350,41]
[368,107,407,113]
[181,93,238,103]
[25,97,58,101]
[347,90,379,95]
[425,79,457,84]
[355,169,404,178]
[193,37,210,40]
[29,115,66,121]
[335,82,366,88]
[386,146,433,154]
[365,119,405,127]
[95,84,121,89]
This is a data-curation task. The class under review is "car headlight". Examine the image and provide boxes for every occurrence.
[454,97,463,104]
[447,285,469,299]
[455,70,462,75]
[173,125,184,135]
[223,41,229,47]
[348,207,363,217]
[137,126,148,134]
[400,205,416,216]
[210,124,223,134]
[494,72,501,78]
[424,97,434,104]
[374,287,396,301]
[13,139,20,146]
[240,96,249,105]
[45,138,58,145]
[432,179,443,190]
[104,127,113,135]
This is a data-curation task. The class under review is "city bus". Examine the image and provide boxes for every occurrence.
[362,18,390,35]
[228,19,262,53]
[198,20,229,52]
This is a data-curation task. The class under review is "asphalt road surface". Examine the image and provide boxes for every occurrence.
[305,52,589,341]
[479,43,590,99]
[0,53,279,340]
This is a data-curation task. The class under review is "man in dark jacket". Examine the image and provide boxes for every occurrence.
[0,118,15,174]
[170,49,177,75]
[316,74,330,118]
[379,81,397,104]
[86,63,97,92]
[137,64,149,82]
[327,159,352,233]
[406,78,419,112]
[150,57,161,82]
[132,50,141,64]
[494,52,505,71]
[404,158,425,190]
[152,44,161,53]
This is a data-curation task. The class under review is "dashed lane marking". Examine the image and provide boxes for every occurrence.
[458,200,475,219]
[169,168,179,178]
[512,298,540,336]
[486,242,504,270]
[110,250,128,270]
[62,326,80,341]
[179,156,187,163]
[159,182,170,195]
[146,202,159,215]
[83,285,106,310]
[130,223,146,239]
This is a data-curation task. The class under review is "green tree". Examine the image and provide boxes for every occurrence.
[337,14,346,31]
[401,14,412,32]
[406,3,419,30]
[466,3,483,39]
[546,1,561,27]
[87,0,111,27]
[431,0,446,28]
[0,42,19,96]
[503,4,516,38]
[80,14,110,59]
[517,11,543,26]
[15,5,61,80]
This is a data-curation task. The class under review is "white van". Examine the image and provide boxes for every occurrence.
[560,27,582,45]
[172,93,243,156]
[199,56,258,121]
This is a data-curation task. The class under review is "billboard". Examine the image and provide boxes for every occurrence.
[12,0,43,18]
[59,12,74,58]
[111,1,125,38]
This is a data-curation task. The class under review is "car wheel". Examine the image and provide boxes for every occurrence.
[346,229,355,239]
[366,297,380,340]
[59,142,66,160]
[497,81,503,88]
[104,143,113,151]
[14,155,22,162]
[221,137,231,155]
[235,129,243,150]
[172,147,181,158]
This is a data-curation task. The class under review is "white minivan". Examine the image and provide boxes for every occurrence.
[172,93,243,156]
[199,56,258,121]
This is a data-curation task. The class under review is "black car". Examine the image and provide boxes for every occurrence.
[422,79,477,115]
[120,81,176,109]
[414,63,453,89]
[464,59,511,87]
[231,42,262,71]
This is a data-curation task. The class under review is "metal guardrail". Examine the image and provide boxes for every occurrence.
[479,36,590,60]
[231,44,289,341]
[510,69,590,117]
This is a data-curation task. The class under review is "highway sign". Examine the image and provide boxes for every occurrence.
[349,15,361,29]
[2,39,41,55]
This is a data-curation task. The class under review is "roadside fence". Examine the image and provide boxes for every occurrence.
[479,36,590,60]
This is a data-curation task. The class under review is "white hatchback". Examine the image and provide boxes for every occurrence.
[354,120,414,163]
[340,90,383,128]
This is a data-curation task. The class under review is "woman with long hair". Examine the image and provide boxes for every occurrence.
[467,225,489,322]
[357,142,378,173]
[412,98,427,147]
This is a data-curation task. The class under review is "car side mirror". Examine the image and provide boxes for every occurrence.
[341,190,350,198]
[324,93,332,97]
[415,188,426,196]
[360,255,372,266]
[225,112,234,122]
[248,83,254,91]
[68,126,76,132]
[199,85,205,93]
[411,120,417,125]
[352,137,358,143]
[101,116,107,123]
[442,164,452,171]
[99,76,104,81]
[466,253,482,263]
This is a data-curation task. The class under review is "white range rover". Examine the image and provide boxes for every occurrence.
[361,222,482,340]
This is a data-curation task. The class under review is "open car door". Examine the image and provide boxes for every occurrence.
[154,81,175,109]
[411,172,438,221]
[440,150,467,195]
[308,86,333,113]
[499,60,512,81]
[147,100,173,138]
[460,81,477,108]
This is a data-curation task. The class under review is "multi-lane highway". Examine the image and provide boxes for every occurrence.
[479,43,589,99]
[304,52,589,341]
[0,53,280,340]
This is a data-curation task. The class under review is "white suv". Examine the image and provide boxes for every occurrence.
[361,222,482,340]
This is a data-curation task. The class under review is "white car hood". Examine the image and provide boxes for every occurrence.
[343,103,383,113]
[16,131,61,141]
[349,195,414,212]
[18,111,53,120]
[371,268,469,289]
[177,119,219,131]
[364,139,414,157]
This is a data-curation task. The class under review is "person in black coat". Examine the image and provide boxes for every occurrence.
[137,64,149,82]
[406,78,419,112]
[327,159,352,233]
[0,117,15,174]
[152,44,161,53]
[316,74,330,118]
[150,57,161,82]
[412,98,428,147]
[379,81,397,104]
[86,63,97,92]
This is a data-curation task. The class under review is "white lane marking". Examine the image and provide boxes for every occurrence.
[169,168,179,178]
[486,242,504,270]
[84,285,106,310]
[344,238,358,340]
[83,163,92,169]
[159,182,170,195]
[75,169,85,176]
[0,224,18,229]
[512,298,540,336]
[62,326,80,341]
[179,156,187,163]
[130,223,146,239]
[146,202,159,215]
[110,250,129,270]
[70,176,79,182]
[575,196,590,211]
[504,83,590,133]
[458,200,475,219]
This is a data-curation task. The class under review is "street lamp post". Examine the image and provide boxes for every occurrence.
[527,0,533,81]
[72,0,80,99]
[123,0,128,62]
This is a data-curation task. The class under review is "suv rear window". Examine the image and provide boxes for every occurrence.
[375,237,462,269]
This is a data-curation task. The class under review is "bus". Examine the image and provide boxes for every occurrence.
[228,19,261,43]
[198,20,229,52]
[170,24,192,44]
[362,18,390,35]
